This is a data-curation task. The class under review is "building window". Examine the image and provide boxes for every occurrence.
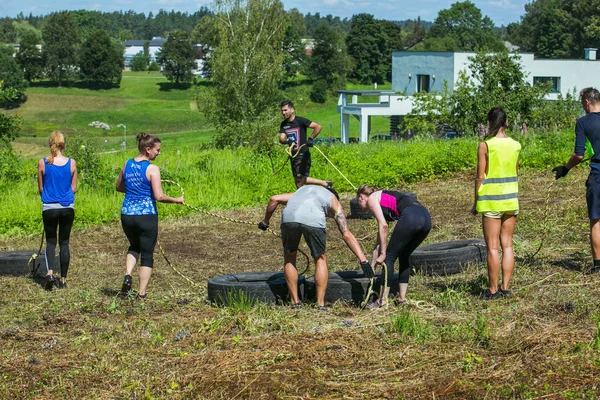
[533,77,561,93]
[417,74,430,92]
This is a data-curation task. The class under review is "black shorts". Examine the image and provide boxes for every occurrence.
[586,174,600,220]
[289,150,311,179]
[281,222,326,258]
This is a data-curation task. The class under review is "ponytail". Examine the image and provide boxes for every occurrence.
[47,131,65,164]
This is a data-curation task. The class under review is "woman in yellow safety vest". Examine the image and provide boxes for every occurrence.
[471,107,521,300]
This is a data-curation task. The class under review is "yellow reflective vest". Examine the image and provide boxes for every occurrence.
[476,136,521,212]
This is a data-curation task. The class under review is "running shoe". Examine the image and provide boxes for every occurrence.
[480,289,500,300]
[121,274,132,293]
[57,280,67,289]
[44,275,55,291]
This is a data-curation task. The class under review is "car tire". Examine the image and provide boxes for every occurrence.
[0,250,53,276]
[409,239,487,275]
[207,271,304,306]
[304,270,399,305]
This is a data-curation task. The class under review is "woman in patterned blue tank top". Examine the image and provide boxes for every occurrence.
[115,133,184,299]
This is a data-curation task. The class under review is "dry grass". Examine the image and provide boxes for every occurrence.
[1,168,600,399]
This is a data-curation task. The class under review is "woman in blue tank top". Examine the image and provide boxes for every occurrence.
[115,133,184,299]
[37,131,78,290]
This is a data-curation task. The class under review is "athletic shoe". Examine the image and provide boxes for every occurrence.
[326,180,333,189]
[292,302,302,309]
[587,265,600,275]
[498,286,510,297]
[136,293,147,300]
[316,305,329,311]
[480,289,500,300]
[57,281,67,289]
[393,297,406,306]
[365,299,387,310]
[121,274,132,293]
[44,275,55,291]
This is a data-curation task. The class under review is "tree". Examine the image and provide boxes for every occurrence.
[402,51,548,135]
[307,24,352,100]
[130,51,148,71]
[0,81,23,145]
[42,12,80,87]
[157,30,196,84]
[282,22,305,79]
[420,1,504,52]
[16,30,44,82]
[346,14,402,84]
[79,30,123,87]
[197,0,287,148]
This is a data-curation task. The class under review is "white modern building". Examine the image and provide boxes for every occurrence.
[123,37,205,75]
[338,49,600,143]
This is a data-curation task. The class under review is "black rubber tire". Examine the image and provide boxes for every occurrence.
[304,270,399,305]
[349,198,373,219]
[409,239,487,276]
[0,250,50,276]
[207,271,305,306]
[348,192,418,220]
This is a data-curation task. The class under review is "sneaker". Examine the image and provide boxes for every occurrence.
[365,299,387,310]
[57,280,67,289]
[326,180,333,189]
[587,266,600,275]
[45,275,55,291]
[292,302,302,309]
[316,305,329,311]
[393,297,406,306]
[136,293,147,300]
[498,286,510,297]
[121,275,132,293]
[480,289,500,300]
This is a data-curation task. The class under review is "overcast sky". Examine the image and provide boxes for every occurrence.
[0,0,529,27]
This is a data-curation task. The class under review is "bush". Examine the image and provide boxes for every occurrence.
[148,61,160,72]
[310,79,329,103]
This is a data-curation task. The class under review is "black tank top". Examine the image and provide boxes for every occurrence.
[380,190,419,221]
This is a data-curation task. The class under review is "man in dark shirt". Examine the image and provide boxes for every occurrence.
[553,87,600,273]
[279,100,333,189]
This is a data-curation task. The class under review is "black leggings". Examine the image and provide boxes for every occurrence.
[384,205,432,285]
[121,214,159,268]
[42,208,75,277]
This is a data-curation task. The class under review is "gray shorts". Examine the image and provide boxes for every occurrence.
[281,222,326,258]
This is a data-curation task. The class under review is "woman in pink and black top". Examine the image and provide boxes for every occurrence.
[356,185,431,308]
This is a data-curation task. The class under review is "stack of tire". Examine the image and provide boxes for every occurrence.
[0,250,52,276]
[207,239,486,306]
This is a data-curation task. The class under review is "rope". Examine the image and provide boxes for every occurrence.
[158,180,311,287]
[313,145,358,191]
[27,231,45,277]
[360,264,388,308]
[525,178,555,262]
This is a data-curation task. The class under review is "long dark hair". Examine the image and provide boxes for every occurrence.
[484,107,507,140]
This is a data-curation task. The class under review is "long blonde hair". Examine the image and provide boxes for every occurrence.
[47,131,65,164]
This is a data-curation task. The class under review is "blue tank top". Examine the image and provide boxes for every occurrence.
[121,159,157,215]
[41,158,75,207]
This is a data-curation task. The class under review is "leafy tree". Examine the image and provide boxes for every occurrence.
[307,24,351,95]
[419,1,504,52]
[0,45,27,93]
[282,22,305,79]
[198,0,287,148]
[346,14,402,84]
[0,81,22,144]
[79,30,123,87]
[402,51,549,135]
[16,30,44,82]
[42,12,80,87]
[191,14,220,78]
[130,51,148,71]
[157,30,196,84]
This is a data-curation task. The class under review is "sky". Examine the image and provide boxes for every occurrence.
[0,0,529,27]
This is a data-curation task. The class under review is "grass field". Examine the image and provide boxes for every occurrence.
[1,167,599,398]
